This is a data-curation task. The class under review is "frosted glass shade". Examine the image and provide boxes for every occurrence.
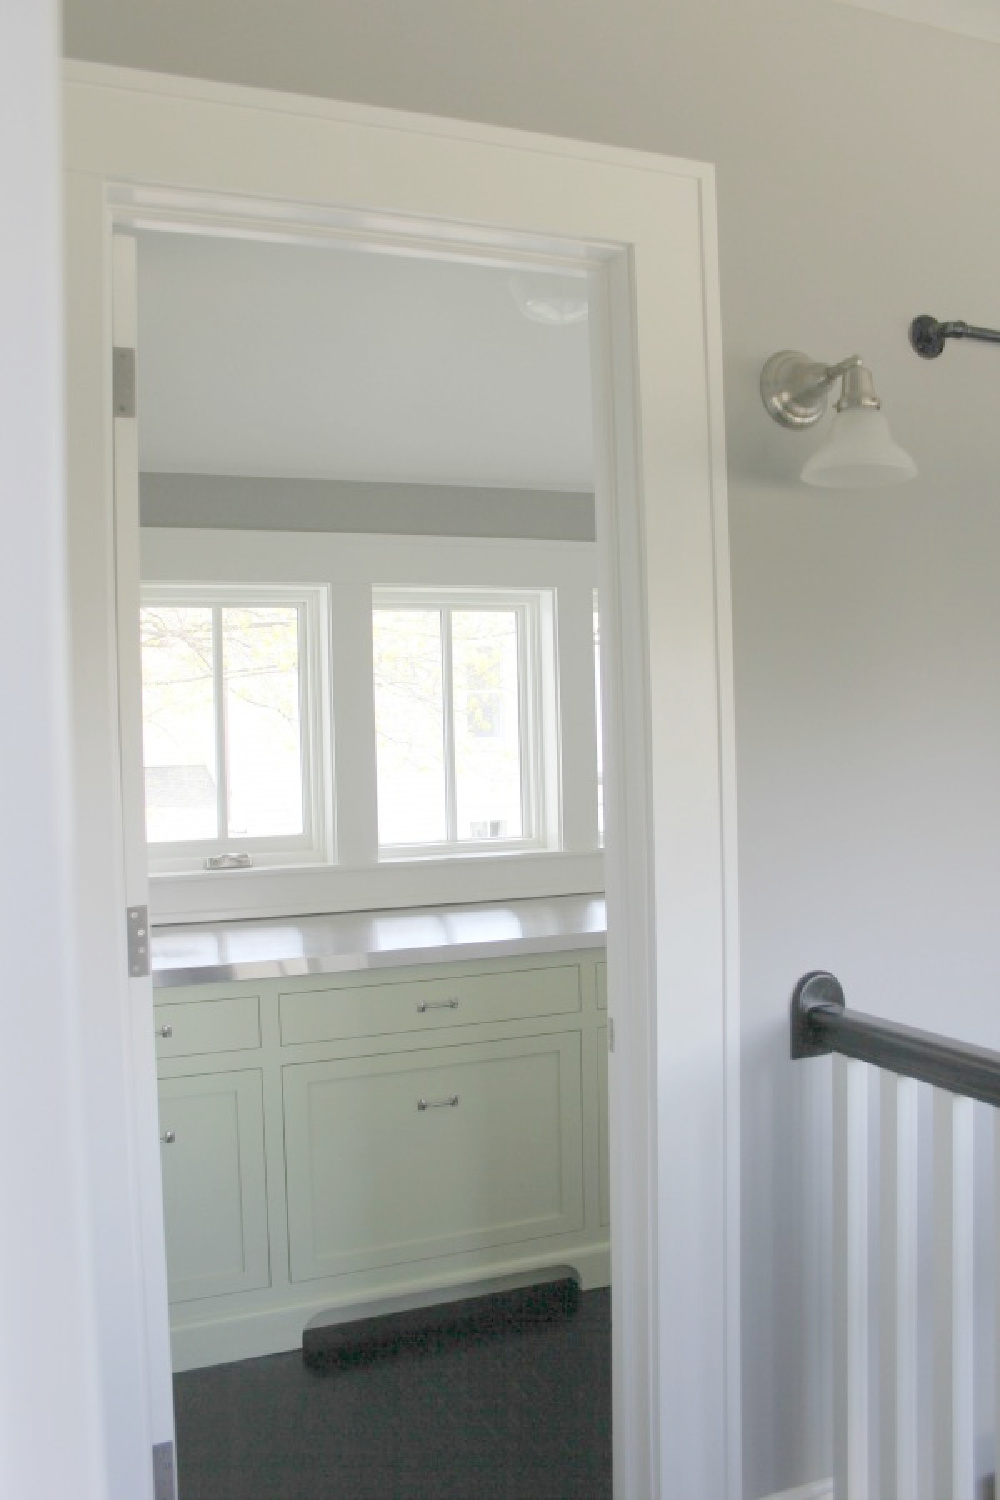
[801,406,917,488]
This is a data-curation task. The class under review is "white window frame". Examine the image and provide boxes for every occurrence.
[139,581,332,873]
[372,586,551,859]
[593,586,604,847]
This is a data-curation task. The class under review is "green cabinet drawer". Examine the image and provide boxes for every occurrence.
[155,995,261,1059]
[279,964,580,1046]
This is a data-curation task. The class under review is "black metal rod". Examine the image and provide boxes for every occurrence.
[910,313,1000,359]
[790,970,1000,1109]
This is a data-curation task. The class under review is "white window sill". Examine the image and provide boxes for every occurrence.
[148,848,605,925]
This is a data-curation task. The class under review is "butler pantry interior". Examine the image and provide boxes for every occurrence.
[135,226,612,1493]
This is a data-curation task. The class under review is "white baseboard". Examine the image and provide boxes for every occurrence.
[760,1483,834,1500]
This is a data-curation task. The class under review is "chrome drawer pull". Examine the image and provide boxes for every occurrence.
[417,998,460,1013]
[160,1130,176,1145]
[417,1094,459,1111]
[156,1024,173,1039]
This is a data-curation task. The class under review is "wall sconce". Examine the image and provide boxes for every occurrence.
[760,351,917,488]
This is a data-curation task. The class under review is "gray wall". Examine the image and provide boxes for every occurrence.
[64,3,1000,1493]
[140,473,596,540]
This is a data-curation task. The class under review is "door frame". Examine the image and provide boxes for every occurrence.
[64,61,741,1500]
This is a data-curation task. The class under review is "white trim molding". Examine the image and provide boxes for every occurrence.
[64,61,740,1500]
[0,8,109,1498]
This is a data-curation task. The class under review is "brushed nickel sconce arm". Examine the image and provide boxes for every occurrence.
[909,315,1000,359]
[760,352,877,429]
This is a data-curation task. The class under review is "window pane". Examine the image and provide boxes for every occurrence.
[140,606,218,842]
[452,610,523,841]
[373,609,447,845]
[222,607,304,838]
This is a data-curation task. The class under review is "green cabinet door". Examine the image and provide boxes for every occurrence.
[158,1070,270,1303]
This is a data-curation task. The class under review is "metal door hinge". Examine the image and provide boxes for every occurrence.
[608,1017,615,1053]
[152,1439,176,1500]
[113,346,136,418]
[127,905,150,978]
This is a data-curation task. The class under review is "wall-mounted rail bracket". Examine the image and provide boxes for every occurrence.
[789,967,1000,1105]
[909,314,1000,359]
[790,969,846,1059]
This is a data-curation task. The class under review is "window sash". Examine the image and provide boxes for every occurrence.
[140,584,326,870]
[372,589,545,856]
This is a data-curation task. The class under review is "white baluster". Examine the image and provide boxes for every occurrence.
[880,1074,920,1499]
[933,1091,975,1500]
[834,1057,871,1499]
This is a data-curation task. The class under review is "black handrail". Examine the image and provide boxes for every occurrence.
[910,314,1000,359]
[790,971,1000,1109]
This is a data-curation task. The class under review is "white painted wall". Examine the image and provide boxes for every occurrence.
[0,5,107,1497]
[60,2,1000,1492]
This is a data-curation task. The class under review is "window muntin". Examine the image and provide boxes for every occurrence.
[372,591,543,854]
[140,585,326,870]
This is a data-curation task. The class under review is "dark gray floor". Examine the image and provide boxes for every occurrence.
[173,1287,611,1499]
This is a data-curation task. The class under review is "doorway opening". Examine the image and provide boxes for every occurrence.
[120,211,614,1496]
[70,70,739,1500]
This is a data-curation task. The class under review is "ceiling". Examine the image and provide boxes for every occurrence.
[828,0,1000,42]
[136,231,594,490]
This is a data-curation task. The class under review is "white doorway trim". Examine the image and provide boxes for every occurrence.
[63,62,741,1500]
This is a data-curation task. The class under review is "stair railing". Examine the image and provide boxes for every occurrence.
[791,972,998,1499]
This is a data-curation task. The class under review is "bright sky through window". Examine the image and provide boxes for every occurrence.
[140,595,309,863]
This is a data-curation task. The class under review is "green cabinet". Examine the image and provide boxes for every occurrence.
[154,948,609,1370]
[283,1032,584,1282]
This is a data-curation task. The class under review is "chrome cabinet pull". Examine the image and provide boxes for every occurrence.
[417,1094,459,1111]
[160,1130,176,1145]
[417,998,460,1013]
[156,1024,173,1039]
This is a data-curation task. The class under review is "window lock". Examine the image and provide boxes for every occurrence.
[203,852,253,871]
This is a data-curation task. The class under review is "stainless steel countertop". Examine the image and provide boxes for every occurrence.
[152,894,607,988]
